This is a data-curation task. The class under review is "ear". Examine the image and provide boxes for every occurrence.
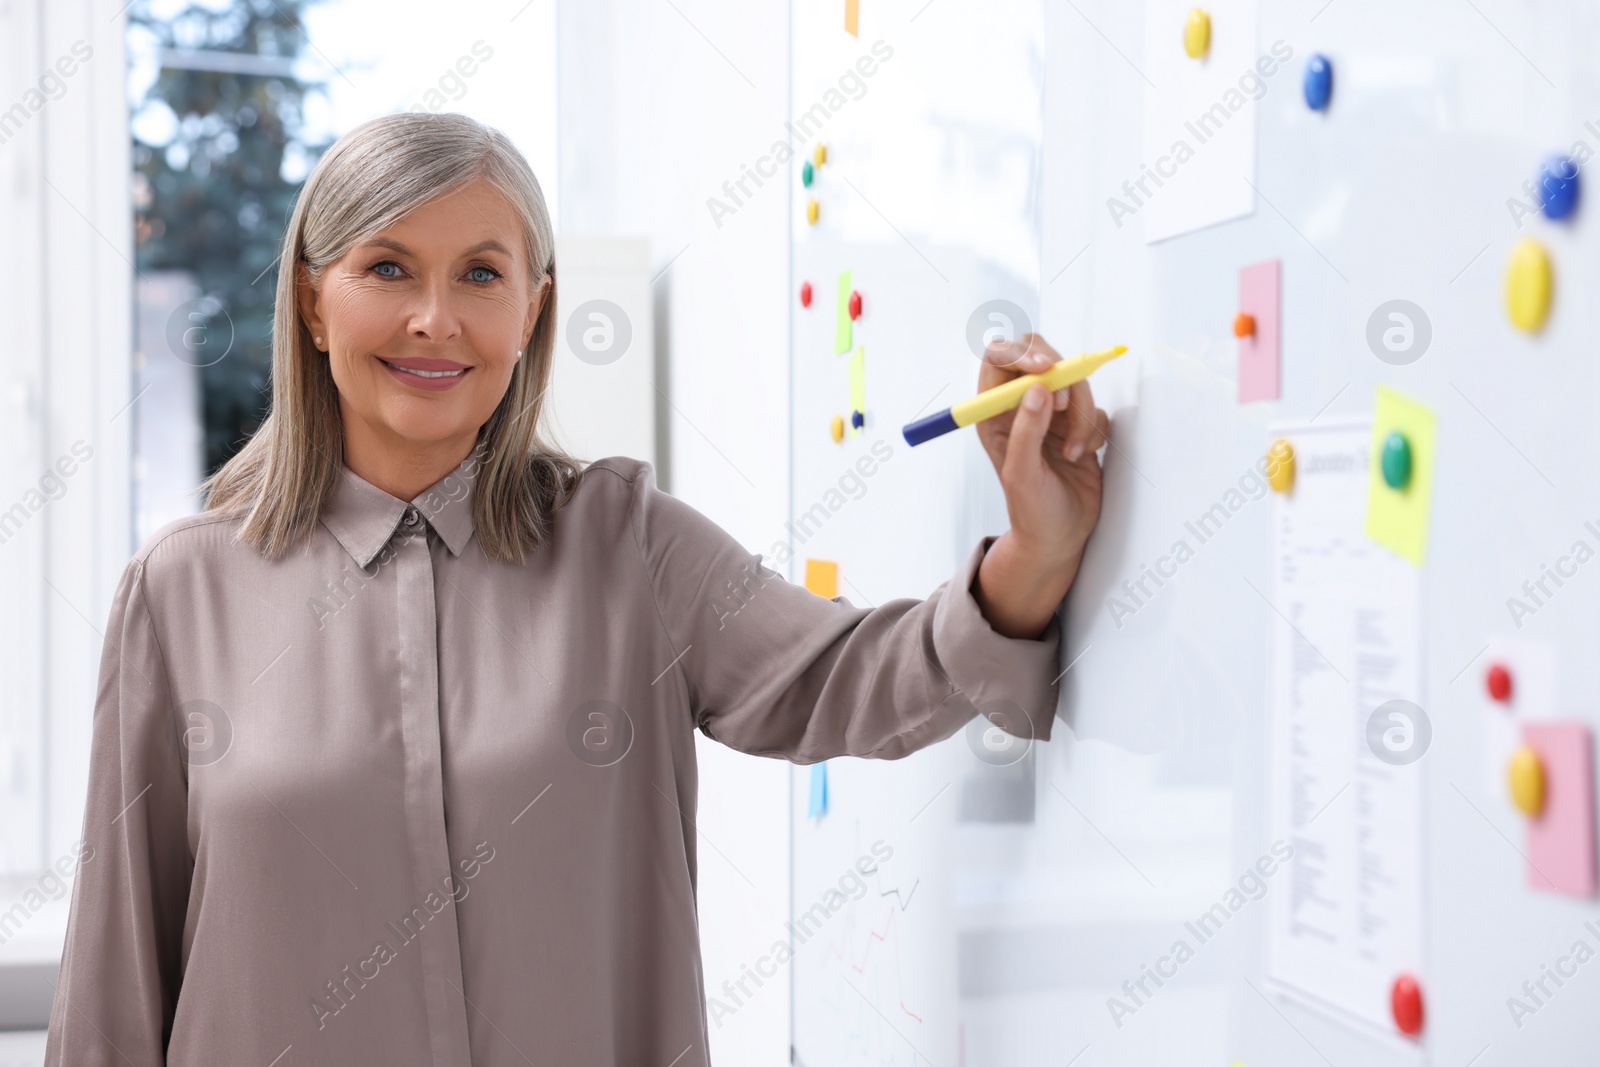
[295,260,325,347]
[522,273,553,350]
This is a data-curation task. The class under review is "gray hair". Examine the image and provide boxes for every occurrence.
[202,111,581,563]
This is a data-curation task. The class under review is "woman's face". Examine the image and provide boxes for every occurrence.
[297,178,549,463]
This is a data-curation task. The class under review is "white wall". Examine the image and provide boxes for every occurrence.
[556,2,793,1063]
[0,0,133,1029]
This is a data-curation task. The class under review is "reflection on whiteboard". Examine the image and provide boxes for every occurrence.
[1265,421,1424,1038]
[793,793,958,1067]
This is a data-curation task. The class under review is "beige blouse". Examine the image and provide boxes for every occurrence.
[44,450,1060,1066]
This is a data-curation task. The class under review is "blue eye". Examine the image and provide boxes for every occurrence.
[370,261,404,279]
[468,265,502,285]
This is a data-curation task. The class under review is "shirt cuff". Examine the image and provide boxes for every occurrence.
[930,535,1062,744]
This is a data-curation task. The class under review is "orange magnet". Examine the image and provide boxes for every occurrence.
[1232,311,1256,337]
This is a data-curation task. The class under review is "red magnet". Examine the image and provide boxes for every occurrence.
[800,281,813,308]
[848,290,862,320]
[1486,662,1512,703]
[1391,974,1423,1036]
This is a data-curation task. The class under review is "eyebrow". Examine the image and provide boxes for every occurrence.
[361,236,515,258]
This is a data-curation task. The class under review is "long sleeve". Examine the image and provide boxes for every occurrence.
[621,463,1062,762]
[45,556,191,1067]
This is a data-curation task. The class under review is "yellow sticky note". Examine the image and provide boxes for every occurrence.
[1364,385,1436,565]
[834,270,853,353]
[804,559,839,599]
[845,0,859,35]
[848,344,865,435]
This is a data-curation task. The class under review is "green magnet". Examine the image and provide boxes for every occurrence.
[801,160,814,187]
[1380,431,1412,489]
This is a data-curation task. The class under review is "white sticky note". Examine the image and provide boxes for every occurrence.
[1138,0,1267,243]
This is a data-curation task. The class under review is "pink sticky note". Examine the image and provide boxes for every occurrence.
[1238,259,1281,402]
[1523,720,1596,897]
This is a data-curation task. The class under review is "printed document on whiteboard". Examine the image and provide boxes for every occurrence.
[1264,420,1424,1036]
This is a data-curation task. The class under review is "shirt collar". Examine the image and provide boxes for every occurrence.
[320,447,481,568]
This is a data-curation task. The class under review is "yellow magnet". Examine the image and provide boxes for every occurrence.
[830,413,844,443]
[1508,744,1546,816]
[1267,438,1295,493]
[806,197,819,225]
[814,143,827,168]
[1183,8,1210,59]
[1504,237,1552,333]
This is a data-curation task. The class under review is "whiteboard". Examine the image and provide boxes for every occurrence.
[791,1,1600,1065]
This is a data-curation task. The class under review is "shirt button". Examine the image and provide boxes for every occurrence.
[403,506,419,526]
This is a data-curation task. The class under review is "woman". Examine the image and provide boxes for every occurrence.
[45,112,1107,1066]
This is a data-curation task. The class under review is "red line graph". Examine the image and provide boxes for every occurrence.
[820,903,923,1023]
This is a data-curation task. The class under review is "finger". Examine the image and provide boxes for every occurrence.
[1064,405,1110,461]
[978,341,1048,396]
[1014,332,1060,365]
[1002,383,1052,486]
[981,337,1054,370]
[1060,379,1103,461]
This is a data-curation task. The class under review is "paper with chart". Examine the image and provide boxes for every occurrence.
[1265,420,1424,1034]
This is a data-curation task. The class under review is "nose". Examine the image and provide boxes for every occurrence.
[407,271,464,344]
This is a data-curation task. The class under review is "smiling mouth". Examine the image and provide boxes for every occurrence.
[379,359,468,379]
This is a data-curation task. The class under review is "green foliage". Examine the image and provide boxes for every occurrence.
[130,0,334,474]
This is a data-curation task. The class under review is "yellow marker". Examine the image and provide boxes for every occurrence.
[1505,237,1552,332]
[1184,8,1210,58]
[806,197,819,225]
[814,143,827,167]
[1267,438,1295,492]
[1509,745,1546,816]
[902,345,1126,446]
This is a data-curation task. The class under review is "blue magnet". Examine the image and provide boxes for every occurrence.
[1537,154,1580,220]
[1303,54,1332,111]
[850,410,864,429]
